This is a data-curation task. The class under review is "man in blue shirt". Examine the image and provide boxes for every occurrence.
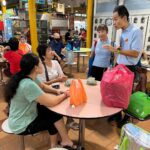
[103,5,143,127]
[104,5,143,68]
[50,33,66,60]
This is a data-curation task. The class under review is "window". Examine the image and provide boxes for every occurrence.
[99,19,102,23]
[95,26,97,30]
[148,37,150,42]
[147,45,150,51]
[94,33,97,38]
[134,18,138,23]
[141,17,145,23]
[95,19,98,24]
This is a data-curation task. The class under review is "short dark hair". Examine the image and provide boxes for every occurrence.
[113,5,129,21]
[8,37,19,51]
[37,44,50,61]
[97,24,108,33]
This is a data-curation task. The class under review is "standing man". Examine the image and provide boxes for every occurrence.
[65,29,71,43]
[104,5,143,71]
[103,5,143,127]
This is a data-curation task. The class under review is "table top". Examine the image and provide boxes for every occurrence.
[49,79,122,119]
[73,48,91,53]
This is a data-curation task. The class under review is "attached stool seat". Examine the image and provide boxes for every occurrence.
[1,119,25,150]
[80,53,88,71]
[63,51,77,77]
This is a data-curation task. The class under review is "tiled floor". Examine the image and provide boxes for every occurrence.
[0,62,150,150]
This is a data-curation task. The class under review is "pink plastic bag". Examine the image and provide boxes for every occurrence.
[100,64,134,109]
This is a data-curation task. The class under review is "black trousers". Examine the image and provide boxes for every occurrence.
[20,104,62,135]
[91,66,107,81]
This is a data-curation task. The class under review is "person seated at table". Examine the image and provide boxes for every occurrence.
[50,33,66,61]
[37,44,79,130]
[3,37,24,77]
[37,44,67,84]
[90,24,111,81]
[19,35,32,54]
[4,53,77,149]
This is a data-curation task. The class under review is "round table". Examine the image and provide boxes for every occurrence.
[49,79,122,149]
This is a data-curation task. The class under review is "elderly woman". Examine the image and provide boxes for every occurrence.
[4,53,76,149]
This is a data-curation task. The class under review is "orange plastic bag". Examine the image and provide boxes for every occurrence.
[70,79,87,107]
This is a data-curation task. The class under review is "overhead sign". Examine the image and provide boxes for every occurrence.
[21,0,45,4]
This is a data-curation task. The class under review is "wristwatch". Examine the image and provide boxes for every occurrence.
[117,48,121,54]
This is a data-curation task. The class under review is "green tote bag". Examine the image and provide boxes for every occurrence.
[127,91,150,119]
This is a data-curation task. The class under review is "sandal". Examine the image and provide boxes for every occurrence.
[66,121,79,130]
[61,144,77,150]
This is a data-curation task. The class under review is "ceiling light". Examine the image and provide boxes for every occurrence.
[2,0,6,6]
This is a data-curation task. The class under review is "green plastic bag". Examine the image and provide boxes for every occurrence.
[127,91,150,119]
[119,123,150,150]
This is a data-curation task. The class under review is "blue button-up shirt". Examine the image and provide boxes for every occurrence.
[117,24,143,65]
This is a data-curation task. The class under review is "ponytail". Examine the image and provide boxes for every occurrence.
[4,53,39,103]
[4,71,26,103]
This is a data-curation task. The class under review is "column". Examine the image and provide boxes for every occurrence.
[28,0,38,54]
[1,0,6,14]
[86,0,93,48]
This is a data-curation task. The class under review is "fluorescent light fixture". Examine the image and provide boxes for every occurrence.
[2,0,6,6]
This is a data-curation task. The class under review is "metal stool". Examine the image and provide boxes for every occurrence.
[80,53,88,71]
[1,119,25,150]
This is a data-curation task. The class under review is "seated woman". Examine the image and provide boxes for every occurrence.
[37,44,67,84]
[3,37,24,77]
[37,44,79,130]
[4,53,76,149]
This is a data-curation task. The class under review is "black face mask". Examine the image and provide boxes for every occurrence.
[55,38,60,42]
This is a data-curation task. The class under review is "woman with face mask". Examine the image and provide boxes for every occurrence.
[50,33,66,61]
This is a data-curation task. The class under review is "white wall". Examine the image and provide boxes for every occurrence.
[93,0,150,52]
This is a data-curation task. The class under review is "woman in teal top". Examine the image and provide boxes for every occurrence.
[4,53,76,149]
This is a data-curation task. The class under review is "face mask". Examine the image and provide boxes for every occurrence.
[55,38,60,41]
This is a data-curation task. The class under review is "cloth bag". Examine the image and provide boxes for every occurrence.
[127,91,150,119]
[70,79,87,107]
[118,123,150,150]
[101,64,134,109]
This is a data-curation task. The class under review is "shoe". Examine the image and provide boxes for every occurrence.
[66,121,79,130]
[107,112,122,123]
[117,115,130,129]
[61,144,77,150]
